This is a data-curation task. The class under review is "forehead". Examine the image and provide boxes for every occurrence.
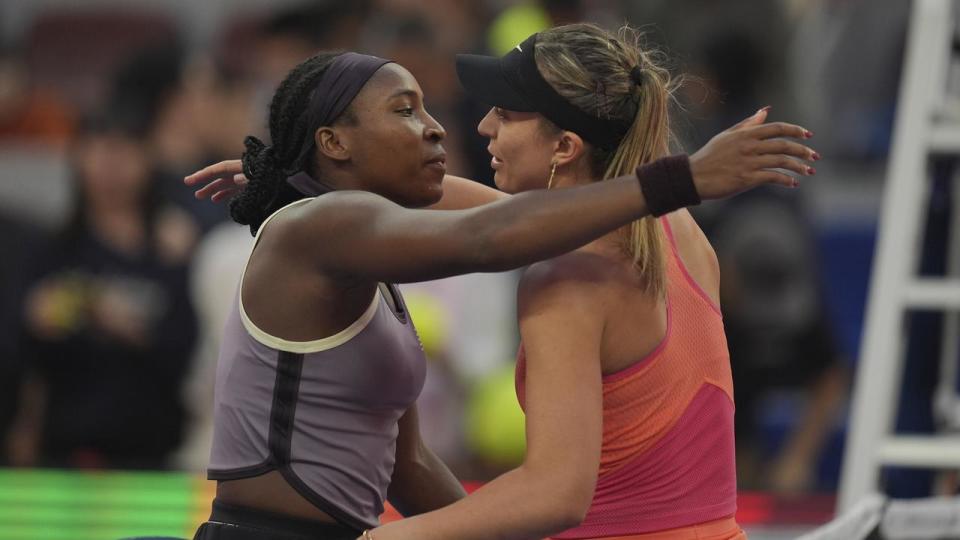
[353,63,422,106]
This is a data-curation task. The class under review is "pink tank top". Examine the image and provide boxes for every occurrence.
[515,216,737,538]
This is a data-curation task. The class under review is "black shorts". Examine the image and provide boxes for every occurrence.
[193,500,361,540]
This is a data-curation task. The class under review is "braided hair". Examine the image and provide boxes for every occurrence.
[230,52,356,234]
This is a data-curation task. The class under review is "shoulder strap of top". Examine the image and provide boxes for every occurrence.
[658,215,722,316]
[236,197,384,353]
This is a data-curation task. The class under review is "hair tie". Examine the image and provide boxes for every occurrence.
[629,65,644,85]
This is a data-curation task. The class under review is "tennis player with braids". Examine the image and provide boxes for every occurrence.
[187,26,816,540]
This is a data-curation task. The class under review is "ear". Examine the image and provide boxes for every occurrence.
[315,126,351,162]
[552,130,586,168]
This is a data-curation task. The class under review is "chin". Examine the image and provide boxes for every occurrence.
[424,187,444,206]
[409,185,444,208]
[493,174,519,195]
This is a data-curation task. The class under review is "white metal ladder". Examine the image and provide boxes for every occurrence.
[838,0,960,512]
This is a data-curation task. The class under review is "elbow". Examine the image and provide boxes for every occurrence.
[541,477,595,532]
[554,495,592,530]
[550,508,588,533]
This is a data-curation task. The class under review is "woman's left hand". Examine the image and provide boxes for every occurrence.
[183,159,247,202]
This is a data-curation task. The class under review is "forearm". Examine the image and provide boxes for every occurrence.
[374,466,581,540]
[388,444,466,516]
[325,171,653,283]
[462,172,649,272]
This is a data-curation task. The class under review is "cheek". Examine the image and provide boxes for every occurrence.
[380,126,423,167]
[502,150,546,191]
[498,128,552,189]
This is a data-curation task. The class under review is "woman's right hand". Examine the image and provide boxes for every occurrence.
[183,159,247,202]
[690,107,819,200]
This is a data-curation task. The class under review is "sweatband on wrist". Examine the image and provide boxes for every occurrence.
[636,154,700,217]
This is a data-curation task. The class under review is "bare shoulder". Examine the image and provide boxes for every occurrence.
[272,191,394,237]
[664,210,720,293]
[299,190,395,218]
[518,250,614,308]
[429,175,508,210]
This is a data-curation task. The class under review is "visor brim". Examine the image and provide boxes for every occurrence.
[455,53,535,112]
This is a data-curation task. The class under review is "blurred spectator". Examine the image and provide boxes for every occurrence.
[788,0,908,160]
[11,109,199,470]
[253,1,373,93]
[628,0,790,149]
[0,214,46,465]
[111,46,254,233]
[370,0,488,54]
[707,194,848,494]
[681,29,771,143]
[21,7,178,111]
[0,46,74,147]
[173,222,253,471]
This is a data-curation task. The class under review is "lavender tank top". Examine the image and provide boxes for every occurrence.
[207,198,427,530]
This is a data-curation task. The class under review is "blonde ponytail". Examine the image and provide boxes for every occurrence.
[535,23,679,297]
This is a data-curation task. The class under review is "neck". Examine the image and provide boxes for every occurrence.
[549,162,633,251]
[313,162,369,192]
[549,159,595,190]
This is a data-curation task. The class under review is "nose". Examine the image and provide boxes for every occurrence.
[424,111,446,142]
[477,108,496,139]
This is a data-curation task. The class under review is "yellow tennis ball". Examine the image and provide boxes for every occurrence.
[466,365,526,467]
[403,291,449,358]
[488,3,550,55]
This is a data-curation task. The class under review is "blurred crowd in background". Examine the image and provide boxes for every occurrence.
[0,0,929,499]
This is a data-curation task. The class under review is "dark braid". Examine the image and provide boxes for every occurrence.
[229,52,343,234]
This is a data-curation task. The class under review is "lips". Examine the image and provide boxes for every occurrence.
[425,152,447,174]
[425,150,446,164]
[488,146,503,170]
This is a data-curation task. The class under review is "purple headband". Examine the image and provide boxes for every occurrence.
[289,52,393,192]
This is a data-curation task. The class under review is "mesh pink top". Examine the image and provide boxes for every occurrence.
[516,216,737,538]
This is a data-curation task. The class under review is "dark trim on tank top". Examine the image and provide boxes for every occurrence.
[379,282,408,324]
[278,466,375,531]
[270,350,370,530]
[209,350,371,532]
[208,460,275,481]
[268,350,302,460]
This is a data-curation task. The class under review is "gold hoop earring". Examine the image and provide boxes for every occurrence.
[547,162,558,189]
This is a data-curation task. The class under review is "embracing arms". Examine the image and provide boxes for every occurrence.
[187,112,816,284]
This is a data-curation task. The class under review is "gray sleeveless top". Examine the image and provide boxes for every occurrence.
[207,198,427,530]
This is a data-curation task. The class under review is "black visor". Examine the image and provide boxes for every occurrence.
[455,33,630,150]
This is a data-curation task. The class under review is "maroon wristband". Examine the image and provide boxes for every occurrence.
[635,154,701,217]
